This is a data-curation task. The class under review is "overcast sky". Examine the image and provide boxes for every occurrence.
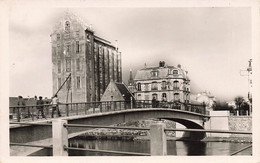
[9,7,251,101]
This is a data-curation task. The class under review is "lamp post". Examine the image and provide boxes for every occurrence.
[240,59,252,115]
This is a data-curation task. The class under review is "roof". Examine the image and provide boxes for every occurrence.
[114,82,134,101]
[51,10,93,35]
[134,65,189,81]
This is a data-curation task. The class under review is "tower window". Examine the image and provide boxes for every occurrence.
[76,41,80,53]
[66,59,71,72]
[76,58,80,71]
[76,76,81,89]
[58,60,61,73]
[58,78,61,89]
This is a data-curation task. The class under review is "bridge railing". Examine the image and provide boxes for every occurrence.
[10,120,252,156]
[134,100,207,115]
[9,100,207,122]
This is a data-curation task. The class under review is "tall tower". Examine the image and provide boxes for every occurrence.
[51,11,122,102]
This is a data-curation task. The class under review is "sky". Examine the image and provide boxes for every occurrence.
[9,7,252,101]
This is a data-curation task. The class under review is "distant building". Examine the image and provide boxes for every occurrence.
[131,61,190,103]
[101,81,135,109]
[127,69,135,95]
[195,91,216,111]
[51,11,122,103]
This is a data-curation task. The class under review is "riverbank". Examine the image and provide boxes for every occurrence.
[74,131,252,143]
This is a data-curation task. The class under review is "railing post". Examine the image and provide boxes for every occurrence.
[17,108,21,122]
[130,97,133,109]
[66,104,69,117]
[76,104,78,115]
[100,102,102,112]
[150,122,167,156]
[52,119,68,156]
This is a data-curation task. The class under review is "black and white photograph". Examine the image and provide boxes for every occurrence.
[1,0,260,162]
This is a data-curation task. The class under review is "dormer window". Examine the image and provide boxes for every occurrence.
[151,71,158,77]
[65,21,70,32]
[173,70,178,75]
[137,83,141,91]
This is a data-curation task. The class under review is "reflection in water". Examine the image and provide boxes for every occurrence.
[69,139,251,156]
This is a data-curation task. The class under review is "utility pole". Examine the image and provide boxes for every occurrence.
[240,59,252,115]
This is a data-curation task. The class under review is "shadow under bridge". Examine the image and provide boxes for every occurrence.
[66,108,209,140]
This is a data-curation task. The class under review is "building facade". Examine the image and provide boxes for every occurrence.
[132,61,190,103]
[51,11,122,102]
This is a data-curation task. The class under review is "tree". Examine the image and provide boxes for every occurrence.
[213,101,233,111]
[234,96,244,115]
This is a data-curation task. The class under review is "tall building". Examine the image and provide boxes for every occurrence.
[132,61,190,103]
[51,11,122,102]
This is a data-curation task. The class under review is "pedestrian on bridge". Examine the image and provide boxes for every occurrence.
[36,96,46,119]
[51,94,61,118]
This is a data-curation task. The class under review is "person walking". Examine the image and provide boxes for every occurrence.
[51,94,61,118]
[36,96,46,119]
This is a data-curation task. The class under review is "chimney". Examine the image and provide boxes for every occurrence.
[159,61,165,67]
[177,64,181,68]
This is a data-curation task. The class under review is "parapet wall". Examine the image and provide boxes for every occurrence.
[228,116,252,137]
[205,111,252,138]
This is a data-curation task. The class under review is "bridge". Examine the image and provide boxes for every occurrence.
[10,100,210,156]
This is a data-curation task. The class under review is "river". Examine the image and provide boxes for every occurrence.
[68,138,252,156]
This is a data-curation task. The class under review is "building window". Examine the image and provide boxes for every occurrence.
[76,58,80,71]
[162,81,166,90]
[151,81,158,90]
[76,76,81,89]
[145,83,149,91]
[162,93,167,101]
[76,41,80,53]
[173,80,179,90]
[151,71,158,77]
[57,34,60,40]
[66,59,71,72]
[58,78,61,89]
[58,60,61,73]
[65,21,70,31]
[152,94,158,100]
[173,70,178,75]
[137,83,141,91]
[174,93,180,101]
[137,94,142,100]
[145,95,149,100]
